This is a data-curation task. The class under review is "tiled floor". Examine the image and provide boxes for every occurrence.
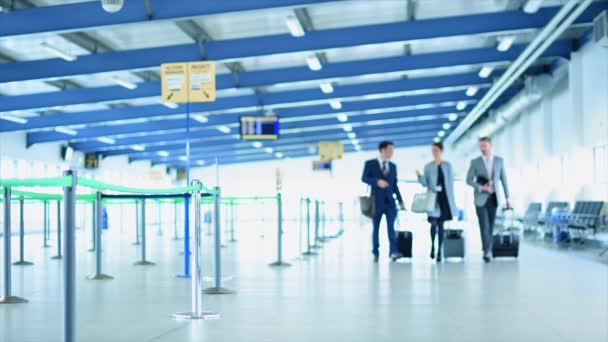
[1,219,607,342]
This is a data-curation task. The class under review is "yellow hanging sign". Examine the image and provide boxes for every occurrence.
[318,141,344,161]
[161,61,216,103]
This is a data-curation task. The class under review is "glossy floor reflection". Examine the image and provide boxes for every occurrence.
[0,220,606,342]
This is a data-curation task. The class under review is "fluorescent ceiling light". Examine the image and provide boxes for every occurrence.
[264,147,273,154]
[497,35,515,52]
[337,113,348,122]
[466,86,479,97]
[97,137,115,144]
[179,156,187,161]
[437,130,446,137]
[448,113,459,122]
[131,145,145,152]
[55,127,77,136]
[306,55,322,71]
[456,102,467,111]
[351,139,360,145]
[196,160,205,166]
[442,123,452,130]
[216,125,231,133]
[286,15,305,37]
[433,137,441,143]
[330,100,342,110]
[40,42,77,62]
[354,145,362,151]
[0,115,28,124]
[112,77,137,90]
[523,0,544,14]
[343,124,353,132]
[157,151,169,157]
[275,152,284,158]
[162,102,178,109]
[478,66,494,79]
[252,142,263,148]
[320,83,334,94]
[193,115,208,123]
[347,132,356,139]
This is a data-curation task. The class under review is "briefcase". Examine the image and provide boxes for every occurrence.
[360,195,375,219]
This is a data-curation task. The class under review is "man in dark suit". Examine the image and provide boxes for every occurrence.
[361,141,406,262]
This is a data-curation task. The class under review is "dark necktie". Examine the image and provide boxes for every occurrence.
[382,161,388,176]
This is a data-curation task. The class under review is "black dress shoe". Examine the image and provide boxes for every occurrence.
[430,248,435,260]
[373,255,379,263]
[436,254,442,263]
[483,256,491,263]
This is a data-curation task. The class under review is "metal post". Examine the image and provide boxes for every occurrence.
[174,181,220,320]
[134,198,154,266]
[132,201,141,246]
[157,200,163,236]
[311,200,322,249]
[320,201,327,242]
[302,198,316,256]
[338,202,345,236]
[63,170,77,342]
[43,200,52,248]
[52,200,62,259]
[203,187,235,294]
[297,198,303,258]
[172,200,180,241]
[13,198,33,266]
[1,187,28,304]
[87,192,113,280]
[270,193,290,267]
[229,201,237,242]
[88,201,95,252]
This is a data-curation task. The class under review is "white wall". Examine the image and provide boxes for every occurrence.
[456,41,608,214]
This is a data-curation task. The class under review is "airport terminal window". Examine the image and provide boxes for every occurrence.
[594,145,607,184]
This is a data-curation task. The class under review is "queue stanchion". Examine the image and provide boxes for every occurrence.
[229,200,237,243]
[134,198,155,266]
[311,200,322,249]
[173,180,220,320]
[43,200,52,248]
[157,200,163,237]
[172,200,180,241]
[270,193,290,267]
[63,170,77,342]
[51,200,62,260]
[88,201,95,252]
[0,187,28,304]
[320,201,327,242]
[203,187,235,295]
[132,200,141,246]
[13,198,33,266]
[338,202,345,236]
[296,198,303,258]
[87,192,113,280]
[302,198,316,256]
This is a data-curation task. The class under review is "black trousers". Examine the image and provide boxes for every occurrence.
[475,193,498,253]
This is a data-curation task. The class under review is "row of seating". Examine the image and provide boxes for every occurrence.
[520,200,606,242]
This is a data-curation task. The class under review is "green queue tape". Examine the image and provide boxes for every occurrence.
[0,176,72,187]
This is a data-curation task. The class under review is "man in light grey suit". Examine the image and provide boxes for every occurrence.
[466,137,511,263]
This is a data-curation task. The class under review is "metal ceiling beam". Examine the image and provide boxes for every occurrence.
[7,71,492,134]
[0,0,343,39]
[0,41,561,113]
[24,88,484,145]
[135,126,443,164]
[0,4,603,83]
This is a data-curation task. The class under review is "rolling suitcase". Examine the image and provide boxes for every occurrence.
[395,231,413,258]
[443,229,465,258]
[492,232,519,257]
[492,209,519,258]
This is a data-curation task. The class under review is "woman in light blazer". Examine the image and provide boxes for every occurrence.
[416,142,458,262]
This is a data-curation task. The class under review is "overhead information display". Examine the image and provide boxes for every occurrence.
[240,116,280,140]
[161,61,216,103]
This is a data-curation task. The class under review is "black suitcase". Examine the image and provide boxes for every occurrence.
[395,231,413,258]
[443,229,465,258]
[492,232,519,257]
